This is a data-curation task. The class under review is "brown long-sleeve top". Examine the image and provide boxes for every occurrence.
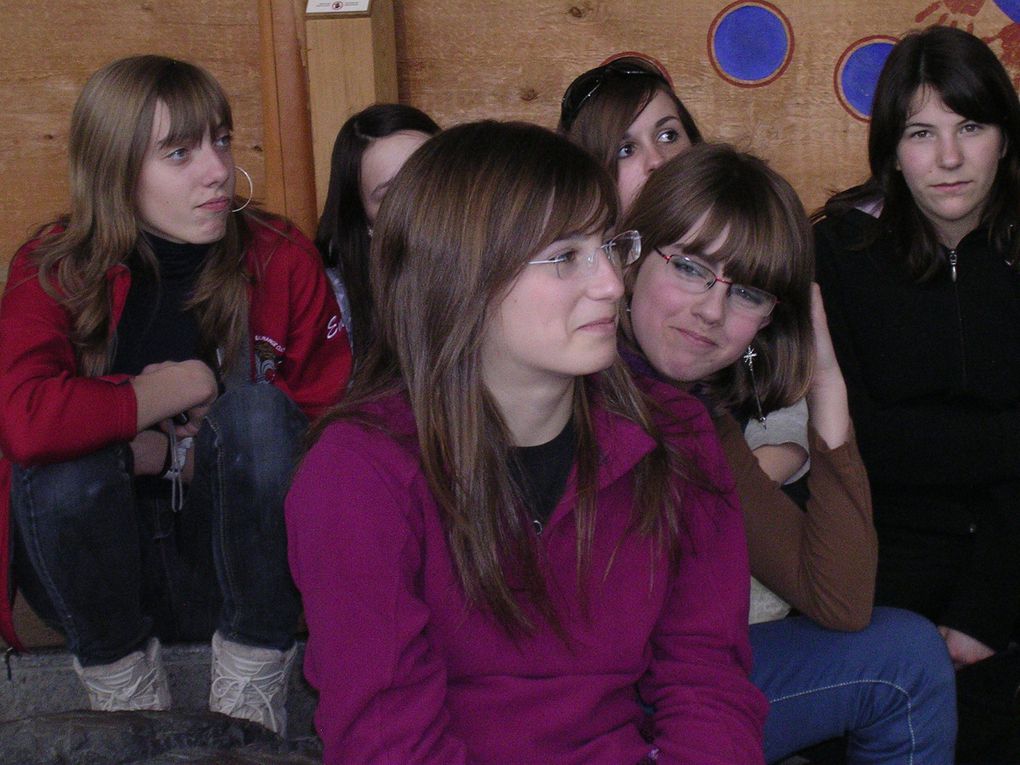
[714,413,877,632]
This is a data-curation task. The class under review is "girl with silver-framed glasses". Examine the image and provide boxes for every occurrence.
[286,120,766,764]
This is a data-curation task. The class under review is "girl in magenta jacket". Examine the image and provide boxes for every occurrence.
[0,55,351,733]
[286,120,766,764]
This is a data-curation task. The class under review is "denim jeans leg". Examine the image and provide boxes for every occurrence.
[752,607,958,764]
[188,383,306,650]
[135,475,221,644]
[10,445,152,666]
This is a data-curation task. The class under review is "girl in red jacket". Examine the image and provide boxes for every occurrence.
[0,55,350,734]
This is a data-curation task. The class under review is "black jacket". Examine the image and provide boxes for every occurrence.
[815,208,1020,648]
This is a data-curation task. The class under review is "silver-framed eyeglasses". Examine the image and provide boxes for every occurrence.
[655,248,779,317]
[528,230,641,280]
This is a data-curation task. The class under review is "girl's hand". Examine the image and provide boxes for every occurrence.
[133,360,218,433]
[938,625,995,669]
[129,428,169,476]
[806,285,851,449]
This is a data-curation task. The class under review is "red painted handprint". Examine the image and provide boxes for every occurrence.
[916,0,984,29]
[985,22,1020,87]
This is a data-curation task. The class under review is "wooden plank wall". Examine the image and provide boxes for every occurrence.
[393,0,1020,212]
[0,1,263,277]
[4,0,1020,279]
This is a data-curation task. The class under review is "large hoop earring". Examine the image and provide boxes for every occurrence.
[231,166,253,213]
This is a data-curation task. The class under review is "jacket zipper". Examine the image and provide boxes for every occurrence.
[948,249,967,387]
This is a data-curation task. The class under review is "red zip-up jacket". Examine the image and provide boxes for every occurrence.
[0,219,351,649]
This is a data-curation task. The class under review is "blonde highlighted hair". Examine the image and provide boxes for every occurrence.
[29,55,260,376]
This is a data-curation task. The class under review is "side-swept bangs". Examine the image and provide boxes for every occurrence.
[626,143,810,307]
[622,143,814,417]
[371,120,618,367]
[685,182,810,308]
[152,62,233,149]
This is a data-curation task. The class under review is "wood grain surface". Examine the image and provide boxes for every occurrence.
[4,0,1020,282]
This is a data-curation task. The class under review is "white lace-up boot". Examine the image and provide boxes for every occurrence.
[209,631,297,736]
[73,637,172,711]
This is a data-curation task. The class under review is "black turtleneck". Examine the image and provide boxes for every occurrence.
[111,233,207,376]
[511,417,576,527]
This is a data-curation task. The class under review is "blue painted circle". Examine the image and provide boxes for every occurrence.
[840,41,895,118]
[994,0,1020,24]
[713,5,789,83]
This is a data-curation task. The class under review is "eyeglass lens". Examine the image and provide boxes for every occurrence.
[667,256,776,315]
[554,232,640,280]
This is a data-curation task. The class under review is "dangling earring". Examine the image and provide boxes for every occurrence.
[743,345,766,428]
[231,166,254,213]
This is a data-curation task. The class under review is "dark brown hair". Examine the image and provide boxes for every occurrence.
[559,56,703,185]
[314,103,439,357]
[311,120,694,635]
[818,26,1020,279]
[622,143,815,420]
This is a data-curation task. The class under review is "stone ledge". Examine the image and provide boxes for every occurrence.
[0,710,322,764]
[1,642,319,744]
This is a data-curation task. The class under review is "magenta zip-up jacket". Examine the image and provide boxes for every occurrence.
[286,379,766,764]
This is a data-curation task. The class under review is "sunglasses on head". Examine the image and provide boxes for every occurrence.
[560,58,671,131]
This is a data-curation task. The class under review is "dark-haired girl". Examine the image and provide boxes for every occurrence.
[315,103,439,360]
[815,26,1020,755]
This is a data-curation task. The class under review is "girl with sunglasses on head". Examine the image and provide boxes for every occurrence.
[315,103,439,361]
[814,26,1020,759]
[0,55,351,733]
[286,120,767,764]
[559,53,702,217]
[619,143,956,763]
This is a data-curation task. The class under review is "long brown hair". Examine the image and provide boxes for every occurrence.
[310,120,693,635]
[622,143,815,421]
[28,55,261,376]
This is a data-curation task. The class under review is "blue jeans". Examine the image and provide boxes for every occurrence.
[752,607,957,764]
[11,384,305,666]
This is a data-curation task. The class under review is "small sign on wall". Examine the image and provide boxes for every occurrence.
[306,0,370,14]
